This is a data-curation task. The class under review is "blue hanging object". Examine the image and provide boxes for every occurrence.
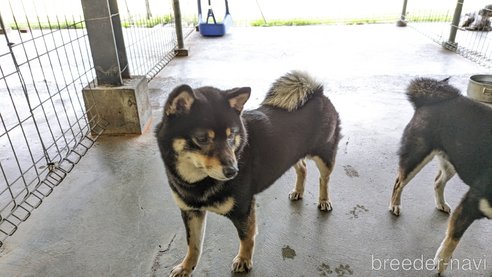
[197,0,232,36]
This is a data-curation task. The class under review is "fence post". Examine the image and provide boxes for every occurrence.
[443,0,464,51]
[173,0,189,56]
[397,0,408,27]
[81,0,151,134]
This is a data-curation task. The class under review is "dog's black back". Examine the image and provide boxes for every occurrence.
[240,94,340,193]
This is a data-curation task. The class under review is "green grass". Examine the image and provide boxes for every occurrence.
[10,15,175,30]
[121,15,174,28]
[10,20,85,30]
[405,14,451,23]
[250,14,452,27]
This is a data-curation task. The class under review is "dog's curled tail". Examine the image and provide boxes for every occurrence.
[406,77,461,109]
[261,71,323,111]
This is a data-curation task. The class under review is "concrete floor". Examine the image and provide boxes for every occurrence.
[0,24,491,277]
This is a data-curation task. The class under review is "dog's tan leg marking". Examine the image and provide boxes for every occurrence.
[312,156,333,212]
[434,233,459,274]
[289,159,307,201]
[389,151,436,216]
[434,196,477,274]
[434,155,455,214]
[171,210,207,277]
[479,199,492,219]
[232,203,257,273]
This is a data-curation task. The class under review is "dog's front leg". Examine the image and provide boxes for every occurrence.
[230,200,257,273]
[171,210,207,277]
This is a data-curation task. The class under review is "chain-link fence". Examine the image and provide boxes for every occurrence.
[0,0,195,247]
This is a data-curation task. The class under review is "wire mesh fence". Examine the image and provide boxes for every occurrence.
[119,0,196,79]
[226,0,492,68]
[0,0,106,246]
[0,0,195,247]
[401,0,492,68]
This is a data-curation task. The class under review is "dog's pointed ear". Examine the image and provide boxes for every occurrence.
[440,77,451,83]
[165,85,195,116]
[227,87,251,113]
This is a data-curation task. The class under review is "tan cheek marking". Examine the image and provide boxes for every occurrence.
[204,156,221,168]
[192,153,208,167]
[172,138,187,152]
[206,197,235,215]
[175,152,208,183]
[226,128,231,137]
[479,199,492,218]
[208,130,215,139]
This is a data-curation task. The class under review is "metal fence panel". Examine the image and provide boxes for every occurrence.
[0,0,194,247]
[403,0,492,68]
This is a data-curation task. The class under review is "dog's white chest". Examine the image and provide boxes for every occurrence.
[172,191,235,215]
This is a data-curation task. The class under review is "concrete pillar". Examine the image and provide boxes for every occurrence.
[81,0,151,134]
[442,0,464,51]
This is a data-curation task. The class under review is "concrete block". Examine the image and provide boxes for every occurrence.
[82,76,151,135]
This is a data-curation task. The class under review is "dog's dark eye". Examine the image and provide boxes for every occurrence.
[194,135,209,144]
[227,130,236,143]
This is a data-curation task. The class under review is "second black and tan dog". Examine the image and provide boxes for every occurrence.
[389,77,492,273]
[156,71,341,276]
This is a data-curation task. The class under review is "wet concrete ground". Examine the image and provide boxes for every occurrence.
[0,24,491,276]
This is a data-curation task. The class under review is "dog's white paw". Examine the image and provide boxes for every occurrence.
[436,202,452,214]
[170,264,192,277]
[389,204,401,216]
[434,250,451,274]
[318,200,332,212]
[231,255,253,273]
[289,191,303,201]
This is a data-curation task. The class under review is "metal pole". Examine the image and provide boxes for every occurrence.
[443,0,464,51]
[173,0,188,56]
[397,0,408,27]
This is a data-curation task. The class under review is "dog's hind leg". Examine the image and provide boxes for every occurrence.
[288,159,307,201]
[389,140,435,216]
[434,154,455,213]
[231,200,257,273]
[171,210,207,277]
[312,155,335,212]
[434,190,483,273]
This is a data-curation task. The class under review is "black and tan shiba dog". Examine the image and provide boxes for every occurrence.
[156,71,341,276]
[388,77,492,273]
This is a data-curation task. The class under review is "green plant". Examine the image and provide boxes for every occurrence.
[121,15,173,28]
[10,20,85,30]
[250,13,452,27]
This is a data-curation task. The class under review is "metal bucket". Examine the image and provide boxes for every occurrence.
[467,75,492,103]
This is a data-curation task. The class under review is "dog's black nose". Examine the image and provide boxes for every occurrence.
[223,166,238,179]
